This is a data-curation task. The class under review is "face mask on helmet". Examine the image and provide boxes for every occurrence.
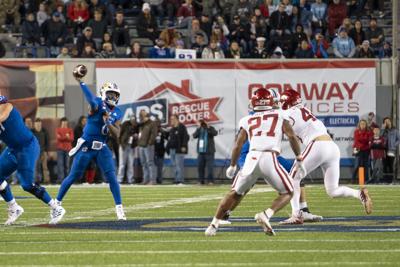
[100,82,120,106]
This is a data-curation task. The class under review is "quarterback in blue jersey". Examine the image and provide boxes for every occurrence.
[0,95,65,225]
[53,76,125,224]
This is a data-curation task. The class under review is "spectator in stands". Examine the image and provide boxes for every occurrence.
[56,117,74,183]
[381,117,400,183]
[291,24,307,51]
[219,0,234,25]
[138,110,157,185]
[80,43,96,57]
[41,12,68,57]
[177,0,196,29]
[0,0,22,32]
[311,0,327,34]
[229,15,250,55]
[159,23,180,47]
[269,2,291,36]
[22,12,42,46]
[250,37,268,58]
[352,119,372,184]
[367,112,379,130]
[24,117,33,130]
[259,0,276,18]
[102,31,117,50]
[349,19,365,47]
[37,2,50,27]
[32,118,50,184]
[214,15,231,38]
[332,27,355,58]
[189,18,209,46]
[211,25,229,52]
[248,14,266,52]
[117,115,138,184]
[294,4,313,34]
[270,46,285,59]
[295,39,314,58]
[193,119,218,185]
[191,33,207,58]
[310,29,329,58]
[96,42,116,58]
[154,119,166,184]
[76,26,97,56]
[55,4,67,24]
[341,18,353,33]
[0,40,5,58]
[128,41,146,58]
[137,3,159,42]
[57,46,71,58]
[379,41,392,58]
[149,38,172,58]
[67,0,90,36]
[225,41,242,59]
[202,38,225,59]
[282,0,293,16]
[369,126,385,183]
[365,18,384,56]
[112,10,130,48]
[231,0,253,23]
[87,8,108,50]
[88,0,108,19]
[267,28,293,58]
[200,13,212,37]
[355,40,375,58]
[166,114,189,185]
[162,0,179,23]
[327,0,347,38]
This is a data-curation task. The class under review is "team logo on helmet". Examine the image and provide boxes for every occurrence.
[251,88,274,111]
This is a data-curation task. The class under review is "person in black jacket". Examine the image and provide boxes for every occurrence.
[295,40,314,58]
[193,120,218,185]
[166,115,189,185]
[32,118,50,184]
[21,12,42,45]
[41,12,68,56]
[269,2,290,36]
[137,3,158,42]
[154,119,167,184]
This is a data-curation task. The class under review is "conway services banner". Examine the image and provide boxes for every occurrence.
[96,60,376,166]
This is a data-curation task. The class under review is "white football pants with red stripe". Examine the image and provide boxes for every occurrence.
[290,140,360,216]
[232,151,293,195]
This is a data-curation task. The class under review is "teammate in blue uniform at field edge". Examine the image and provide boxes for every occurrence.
[0,95,65,225]
[54,76,126,224]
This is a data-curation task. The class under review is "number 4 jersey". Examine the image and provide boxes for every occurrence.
[239,109,289,153]
[286,106,327,146]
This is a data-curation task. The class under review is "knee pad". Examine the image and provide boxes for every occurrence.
[24,183,46,199]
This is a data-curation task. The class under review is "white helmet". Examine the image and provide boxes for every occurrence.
[100,82,120,106]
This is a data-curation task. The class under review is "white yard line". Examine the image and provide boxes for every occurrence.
[8,187,275,227]
[2,239,400,244]
[1,249,400,255]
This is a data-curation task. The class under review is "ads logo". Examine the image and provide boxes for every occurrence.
[120,80,222,126]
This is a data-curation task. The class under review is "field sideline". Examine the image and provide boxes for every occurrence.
[0,184,399,266]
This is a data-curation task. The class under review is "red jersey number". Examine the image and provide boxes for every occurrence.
[300,108,317,122]
[248,114,278,139]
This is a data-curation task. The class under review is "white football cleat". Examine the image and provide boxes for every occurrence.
[279,213,304,225]
[360,188,373,214]
[5,205,24,226]
[219,219,232,225]
[116,205,126,221]
[302,211,323,222]
[254,212,275,236]
[49,205,66,225]
[205,224,218,236]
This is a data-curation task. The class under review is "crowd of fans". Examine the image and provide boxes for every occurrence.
[0,0,392,59]
[353,113,399,184]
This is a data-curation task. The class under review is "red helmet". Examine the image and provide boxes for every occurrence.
[251,88,274,111]
[280,89,302,110]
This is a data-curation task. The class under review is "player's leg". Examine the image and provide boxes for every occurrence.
[97,146,126,220]
[256,153,294,234]
[16,138,65,224]
[299,183,323,222]
[322,142,372,214]
[0,148,24,225]
[205,169,259,236]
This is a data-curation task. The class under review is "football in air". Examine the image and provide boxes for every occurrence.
[73,64,87,78]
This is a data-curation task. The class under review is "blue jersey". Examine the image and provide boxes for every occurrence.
[0,107,33,149]
[82,97,122,143]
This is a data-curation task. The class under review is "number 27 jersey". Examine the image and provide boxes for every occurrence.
[239,109,289,153]
[287,106,327,146]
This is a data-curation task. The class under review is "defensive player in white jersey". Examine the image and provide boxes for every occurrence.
[205,88,305,236]
[279,89,372,224]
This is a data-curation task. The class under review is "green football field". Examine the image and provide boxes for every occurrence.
[1,184,399,266]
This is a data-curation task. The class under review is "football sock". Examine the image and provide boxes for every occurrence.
[265,208,274,219]
[211,217,220,228]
